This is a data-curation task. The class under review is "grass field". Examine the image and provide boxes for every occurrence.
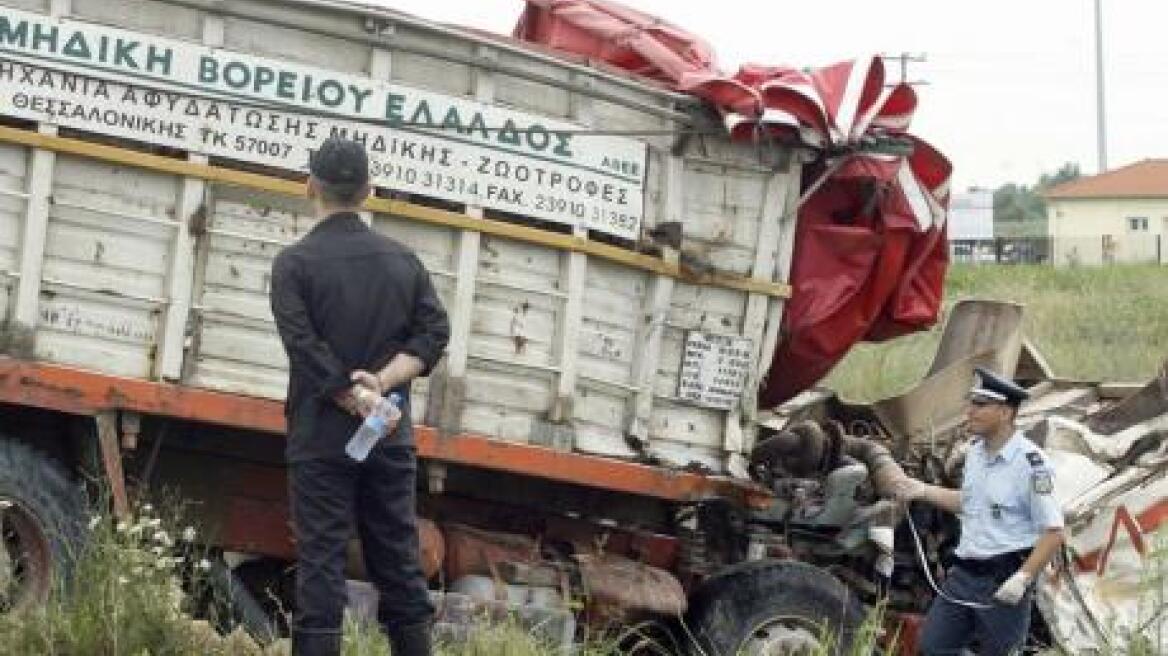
[824,264,1168,401]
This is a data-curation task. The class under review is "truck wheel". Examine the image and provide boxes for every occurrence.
[685,560,864,655]
[196,557,282,644]
[0,438,85,612]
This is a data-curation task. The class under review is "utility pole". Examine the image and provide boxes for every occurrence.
[880,52,928,88]
[1094,0,1108,172]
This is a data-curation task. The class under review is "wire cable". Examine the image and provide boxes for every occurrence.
[905,508,993,610]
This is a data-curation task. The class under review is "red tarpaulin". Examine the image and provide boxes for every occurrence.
[515,0,953,406]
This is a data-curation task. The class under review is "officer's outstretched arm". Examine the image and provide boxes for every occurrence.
[919,483,962,514]
[893,478,962,514]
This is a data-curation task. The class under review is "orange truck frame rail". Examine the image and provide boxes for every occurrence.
[0,356,771,508]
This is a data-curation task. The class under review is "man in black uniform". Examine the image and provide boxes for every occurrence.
[271,136,449,656]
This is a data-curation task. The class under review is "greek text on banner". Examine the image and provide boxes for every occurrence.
[0,6,646,238]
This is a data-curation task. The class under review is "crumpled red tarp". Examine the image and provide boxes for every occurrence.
[514,0,953,406]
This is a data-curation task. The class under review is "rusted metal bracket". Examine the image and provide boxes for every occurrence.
[95,411,130,519]
[120,411,141,451]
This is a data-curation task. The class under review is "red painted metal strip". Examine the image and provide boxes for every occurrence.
[1074,498,1168,573]
[414,426,769,505]
[0,357,287,433]
[1095,505,1147,575]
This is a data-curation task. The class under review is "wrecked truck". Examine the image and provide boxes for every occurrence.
[0,0,1038,653]
[776,299,1168,654]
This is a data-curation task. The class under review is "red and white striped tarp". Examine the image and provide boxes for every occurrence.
[515,0,953,404]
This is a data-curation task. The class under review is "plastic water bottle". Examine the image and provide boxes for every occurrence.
[345,392,402,462]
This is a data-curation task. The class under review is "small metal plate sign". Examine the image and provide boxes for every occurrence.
[678,332,753,410]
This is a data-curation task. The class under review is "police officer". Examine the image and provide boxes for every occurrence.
[895,367,1064,656]
[271,137,449,656]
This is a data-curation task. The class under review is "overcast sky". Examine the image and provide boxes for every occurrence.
[371,0,1168,192]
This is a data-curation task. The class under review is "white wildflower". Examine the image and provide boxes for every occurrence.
[181,526,196,543]
[0,499,12,510]
[116,520,130,533]
[152,530,172,546]
[168,583,185,611]
[87,515,101,530]
[117,576,129,585]
[141,503,153,513]
[197,558,212,572]
[144,517,161,529]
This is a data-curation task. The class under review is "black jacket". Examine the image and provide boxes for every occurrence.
[270,212,449,461]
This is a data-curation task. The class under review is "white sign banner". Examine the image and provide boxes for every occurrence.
[0,6,646,238]
[678,332,754,410]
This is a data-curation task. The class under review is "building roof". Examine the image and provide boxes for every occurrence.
[1045,159,1168,200]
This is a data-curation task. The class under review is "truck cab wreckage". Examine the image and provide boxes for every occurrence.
[0,0,1163,653]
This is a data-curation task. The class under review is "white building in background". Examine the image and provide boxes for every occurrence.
[948,187,994,262]
[948,188,994,240]
[1044,159,1168,266]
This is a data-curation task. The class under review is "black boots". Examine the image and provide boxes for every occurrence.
[386,620,433,656]
[291,628,342,656]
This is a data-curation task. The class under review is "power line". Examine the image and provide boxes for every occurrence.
[879,52,929,88]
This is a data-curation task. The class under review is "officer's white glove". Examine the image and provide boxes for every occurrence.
[993,570,1032,605]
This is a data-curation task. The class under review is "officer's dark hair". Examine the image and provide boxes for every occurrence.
[308,137,370,208]
[316,180,367,207]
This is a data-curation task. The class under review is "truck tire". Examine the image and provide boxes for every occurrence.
[0,438,85,612]
[685,560,865,655]
[206,559,281,645]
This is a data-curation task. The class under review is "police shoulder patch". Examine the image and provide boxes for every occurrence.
[1032,471,1053,495]
[1026,452,1044,467]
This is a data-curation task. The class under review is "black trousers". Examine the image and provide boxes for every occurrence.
[289,437,434,640]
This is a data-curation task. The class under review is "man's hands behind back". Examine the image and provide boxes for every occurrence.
[350,370,382,417]
[331,370,382,417]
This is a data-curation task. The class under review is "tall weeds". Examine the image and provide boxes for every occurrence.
[0,501,229,655]
[827,263,1168,401]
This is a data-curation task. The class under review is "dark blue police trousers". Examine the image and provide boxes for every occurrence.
[920,565,1033,656]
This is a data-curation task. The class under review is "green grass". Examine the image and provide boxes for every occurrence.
[1121,526,1168,656]
[0,497,630,655]
[0,503,232,655]
[825,264,1168,401]
[343,617,626,656]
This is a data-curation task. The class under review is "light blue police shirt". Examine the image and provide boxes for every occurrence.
[955,431,1064,559]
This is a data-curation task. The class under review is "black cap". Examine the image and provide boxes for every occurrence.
[970,366,1028,407]
[308,137,369,187]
